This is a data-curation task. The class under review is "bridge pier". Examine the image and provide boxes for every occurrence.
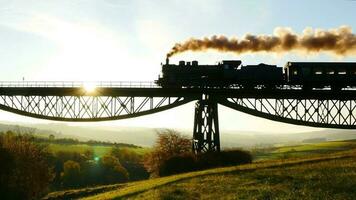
[192,94,220,153]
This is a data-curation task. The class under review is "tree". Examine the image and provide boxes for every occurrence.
[52,151,87,189]
[143,130,192,177]
[49,134,55,141]
[99,155,129,184]
[0,131,54,200]
[0,146,14,199]
[111,147,141,163]
[61,160,81,188]
[110,147,148,180]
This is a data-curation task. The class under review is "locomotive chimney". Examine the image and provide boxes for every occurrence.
[165,57,169,65]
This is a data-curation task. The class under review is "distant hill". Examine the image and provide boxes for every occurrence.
[218,129,356,148]
[0,122,61,137]
[1,121,356,148]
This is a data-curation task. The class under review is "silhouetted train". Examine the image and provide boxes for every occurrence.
[155,59,356,90]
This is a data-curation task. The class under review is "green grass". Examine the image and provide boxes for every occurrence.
[43,140,356,200]
[131,155,356,200]
[78,150,356,200]
[48,144,149,158]
[43,183,126,200]
[275,140,356,153]
[253,140,356,160]
[48,144,112,157]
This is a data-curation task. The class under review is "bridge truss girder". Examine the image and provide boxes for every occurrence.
[219,98,356,129]
[0,95,193,121]
[2,87,356,153]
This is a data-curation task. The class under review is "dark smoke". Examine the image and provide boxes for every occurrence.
[167,26,356,58]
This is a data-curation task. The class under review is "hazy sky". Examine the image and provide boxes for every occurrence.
[0,0,355,133]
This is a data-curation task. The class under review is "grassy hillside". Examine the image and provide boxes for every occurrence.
[44,140,356,200]
[253,139,356,160]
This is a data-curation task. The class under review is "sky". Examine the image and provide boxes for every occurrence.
[0,0,355,133]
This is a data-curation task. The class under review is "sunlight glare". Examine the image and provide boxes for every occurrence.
[83,82,97,93]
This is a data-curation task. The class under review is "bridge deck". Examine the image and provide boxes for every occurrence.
[0,81,159,88]
[0,86,356,100]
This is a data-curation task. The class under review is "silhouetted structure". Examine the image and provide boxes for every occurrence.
[193,94,220,153]
[157,59,356,90]
[1,60,356,153]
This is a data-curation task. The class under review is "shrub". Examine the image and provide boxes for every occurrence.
[159,153,196,176]
[158,150,252,176]
[197,149,252,170]
[143,130,191,177]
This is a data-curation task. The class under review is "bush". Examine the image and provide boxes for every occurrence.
[143,130,191,177]
[197,149,252,170]
[158,150,252,176]
[159,153,196,176]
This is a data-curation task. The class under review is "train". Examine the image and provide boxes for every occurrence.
[155,58,356,90]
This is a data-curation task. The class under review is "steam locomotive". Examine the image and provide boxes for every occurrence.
[155,59,356,90]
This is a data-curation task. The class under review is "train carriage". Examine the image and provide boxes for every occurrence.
[285,62,356,89]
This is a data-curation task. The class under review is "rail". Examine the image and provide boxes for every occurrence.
[0,81,160,88]
[1,81,356,91]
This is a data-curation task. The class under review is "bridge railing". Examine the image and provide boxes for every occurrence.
[0,81,159,88]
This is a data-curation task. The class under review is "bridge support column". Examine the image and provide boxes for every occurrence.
[192,95,220,154]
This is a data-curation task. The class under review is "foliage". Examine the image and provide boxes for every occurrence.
[196,149,252,169]
[111,146,142,163]
[143,130,191,177]
[159,154,196,176]
[0,129,150,197]
[99,155,129,184]
[52,152,130,189]
[33,136,140,148]
[110,147,149,181]
[158,150,252,177]
[0,131,54,200]
[61,160,81,188]
[143,130,252,177]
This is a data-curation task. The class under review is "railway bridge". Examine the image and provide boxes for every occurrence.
[1,81,356,153]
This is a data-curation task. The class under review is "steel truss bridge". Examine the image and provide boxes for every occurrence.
[1,81,356,153]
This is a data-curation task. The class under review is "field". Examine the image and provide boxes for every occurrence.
[48,144,148,157]
[43,139,356,200]
[253,139,356,160]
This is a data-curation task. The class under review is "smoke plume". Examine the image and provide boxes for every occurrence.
[166,26,356,58]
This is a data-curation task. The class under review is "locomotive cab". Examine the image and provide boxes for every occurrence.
[220,60,242,69]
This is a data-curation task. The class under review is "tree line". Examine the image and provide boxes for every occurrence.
[0,129,252,199]
[0,131,148,200]
[35,134,140,148]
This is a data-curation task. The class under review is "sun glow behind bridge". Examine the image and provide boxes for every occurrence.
[82,82,97,93]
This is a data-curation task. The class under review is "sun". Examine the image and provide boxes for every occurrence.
[82,82,97,93]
